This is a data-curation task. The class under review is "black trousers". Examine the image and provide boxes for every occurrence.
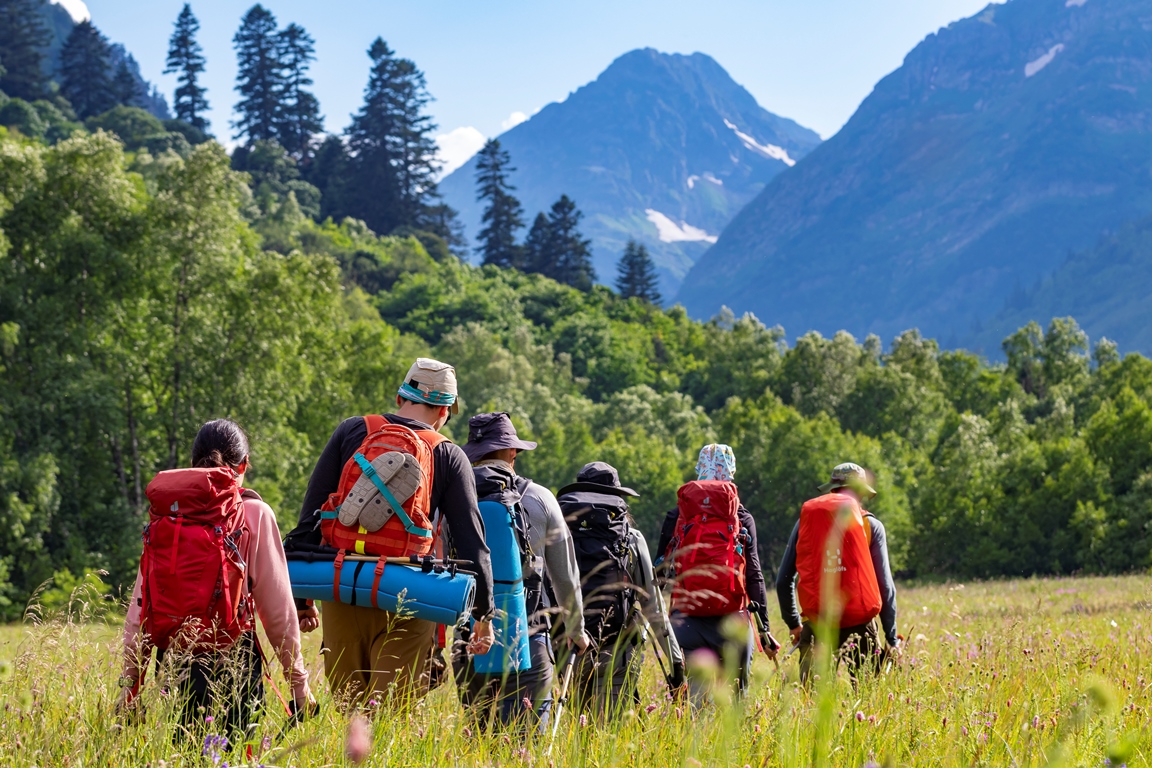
[573,635,642,720]
[452,629,555,732]
[158,632,264,738]
[797,620,880,684]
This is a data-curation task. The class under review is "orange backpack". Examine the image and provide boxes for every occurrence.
[319,415,446,559]
[795,492,881,628]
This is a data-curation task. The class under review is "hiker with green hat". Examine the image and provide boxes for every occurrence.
[775,462,899,682]
[285,358,496,704]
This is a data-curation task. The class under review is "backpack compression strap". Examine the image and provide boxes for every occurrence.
[352,452,432,538]
[370,559,386,609]
[332,550,346,603]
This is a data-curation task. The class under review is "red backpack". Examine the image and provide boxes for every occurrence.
[139,467,254,652]
[319,415,446,560]
[795,493,881,628]
[665,480,748,616]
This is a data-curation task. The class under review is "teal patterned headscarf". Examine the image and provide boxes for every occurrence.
[696,444,736,482]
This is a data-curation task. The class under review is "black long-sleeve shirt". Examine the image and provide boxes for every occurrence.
[656,503,771,631]
[285,415,494,620]
[774,514,898,645]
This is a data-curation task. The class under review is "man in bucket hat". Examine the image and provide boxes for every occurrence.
[558,462,684,719]
[775,462,899,683]
[285,358,496,703]
[451,412,591,730]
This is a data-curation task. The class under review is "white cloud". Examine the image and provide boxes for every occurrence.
[645,209,718,244]
[1025,44,1065,77]
[51,0,90,22]
[1066,0,1088,6]
[723,119,796,167]
[435,126,486,177]
[501,111,529,131]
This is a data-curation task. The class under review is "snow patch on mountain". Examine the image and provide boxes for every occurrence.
[686,173,723,190]
[1025,44,1065,77]
[723,119,795,166]
[645,209,718,243]
[51,0,90,22]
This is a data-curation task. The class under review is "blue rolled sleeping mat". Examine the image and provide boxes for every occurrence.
[473,494,532,675]
[286,553,476,626]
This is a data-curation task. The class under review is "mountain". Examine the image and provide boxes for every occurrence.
[981,214,1152,354]
[679,0,1152,352]
[438,48,821,298]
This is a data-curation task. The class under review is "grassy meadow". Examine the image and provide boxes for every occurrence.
[0,575,1148,767]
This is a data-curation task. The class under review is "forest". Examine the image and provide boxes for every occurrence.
[2,2,1152,619]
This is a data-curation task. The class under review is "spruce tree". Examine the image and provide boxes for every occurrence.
[545,195,596,291]
[59,21,116,119]
[521,212,552,274]
[345,37,444,234]
[475,139,524,268]
[276,23,322,161]
[112,59,143,107]
[616,239,662,304]
[164,3,210,130]
[232,4,282,143]
[0,0,51,100]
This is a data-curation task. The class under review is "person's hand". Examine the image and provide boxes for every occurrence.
[761,632,781,660]
[573,630,592,654]
[114,676,139,717]
[290,692,319,721]
[299,600,320,634]
[468,620,494,655]
[789,626,803,647]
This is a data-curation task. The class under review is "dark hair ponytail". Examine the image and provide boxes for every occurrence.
[191,419,250,469]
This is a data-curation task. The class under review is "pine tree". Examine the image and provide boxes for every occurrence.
[164,3,210,130]
[59,21,116,119]
[616,239,662,304]
[275,23,322,161]
[545,195,596,291]
[0,0,51,100]
[232,4,282,143]
[112,59,143,107]
[475,139,524,268]
[345,37,444,235]
[521,212,552,274]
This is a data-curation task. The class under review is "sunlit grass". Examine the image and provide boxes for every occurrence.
[0,575,1148,766]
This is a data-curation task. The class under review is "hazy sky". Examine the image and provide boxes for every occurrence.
[69,0,998,172]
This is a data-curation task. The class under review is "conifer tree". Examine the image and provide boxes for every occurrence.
[232,4,282,142]
[345,37,444,234]
[521,212,552,274]
[0,0,51,100]
[276,23,322,160]
[475,139,524,268]
[164,4,210,130]
[544,195,595,291]
[112,59,143,107]
[59,21,116,119]
[616,239,662,304]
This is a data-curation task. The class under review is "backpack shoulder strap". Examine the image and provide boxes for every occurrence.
[416,429,449,449]
[862,510,873,543]
[363,414,387,434]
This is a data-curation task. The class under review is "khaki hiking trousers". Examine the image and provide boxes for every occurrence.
[321,600,437,705]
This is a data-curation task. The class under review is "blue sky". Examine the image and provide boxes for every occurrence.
[64,0,997,173]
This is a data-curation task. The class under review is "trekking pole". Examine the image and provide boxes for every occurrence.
[748,606,780,671]
[547,649,577,757]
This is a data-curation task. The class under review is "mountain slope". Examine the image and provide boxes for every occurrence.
[981,215,1152,354]
[438,48,821,297]
[679,0,1152,351]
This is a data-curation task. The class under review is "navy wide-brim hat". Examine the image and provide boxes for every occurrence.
[462,412,538,463]
[557,461,639,498]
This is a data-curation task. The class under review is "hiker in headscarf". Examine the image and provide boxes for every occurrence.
[559,462,684,719]
[657,444,777,703]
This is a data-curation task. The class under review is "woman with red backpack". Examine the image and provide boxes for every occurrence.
[117,419,315,736]
[657,444,779,702]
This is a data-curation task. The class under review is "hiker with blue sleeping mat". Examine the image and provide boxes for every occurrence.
[451,412,592,730]
[284,358,495,706]
[558,462,685,720]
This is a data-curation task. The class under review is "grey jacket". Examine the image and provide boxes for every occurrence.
[627,528,684,669]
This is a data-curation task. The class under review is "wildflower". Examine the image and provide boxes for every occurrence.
[579,714,588,728]
[675,707,683,720]
[204,715,215,724]
[645,703,658,714]
[753,723,761,733]
[961,726,969,736]
[868,715,877,724]
[367,698,378,708]
[462,725,473,739]
[1032,716,1040,729]
[855,711,865,722]
[345,715,371,764]
[523,697,533,710]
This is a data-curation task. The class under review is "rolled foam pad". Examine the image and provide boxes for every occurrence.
[288,558,476,626]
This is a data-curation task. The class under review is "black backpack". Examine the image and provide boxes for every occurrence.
[559,491,635,646]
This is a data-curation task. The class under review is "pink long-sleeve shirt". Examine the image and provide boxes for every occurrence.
[122,494,311,701]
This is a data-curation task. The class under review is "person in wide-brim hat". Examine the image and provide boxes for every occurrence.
[461,412,538,464]
[557,461,639,498]
[818,461,877,498]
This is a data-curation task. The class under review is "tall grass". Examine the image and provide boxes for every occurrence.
[0,575,1148,766]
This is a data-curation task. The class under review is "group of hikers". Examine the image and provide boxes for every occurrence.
[116,357,900,743]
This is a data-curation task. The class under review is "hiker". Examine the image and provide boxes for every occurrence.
[657,444,779,703]
[775,462,899,682]
[117,419,315,735]
[558,462,684,719]
[285,358,495,704]
[451,412,592,730]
